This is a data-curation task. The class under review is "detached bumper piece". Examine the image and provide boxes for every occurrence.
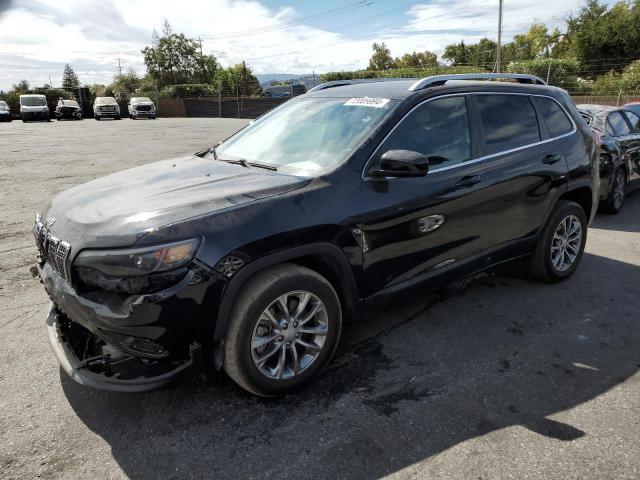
[46,304,197,392]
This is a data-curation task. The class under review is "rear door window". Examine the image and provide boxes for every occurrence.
[378,96,471,170]
[607,111,631,136]
[622,110,640,133]
[533,97,574,137]
[475,94,540,155]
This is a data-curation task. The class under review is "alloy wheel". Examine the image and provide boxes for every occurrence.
[550,214,582,272]
[612,170,626,209]
[251,290,328,380]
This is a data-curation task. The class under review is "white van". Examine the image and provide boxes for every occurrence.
[20,94,50,122]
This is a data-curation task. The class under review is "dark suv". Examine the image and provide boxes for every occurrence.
[35,74,599,396]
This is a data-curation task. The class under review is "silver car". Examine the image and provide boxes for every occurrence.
[93,97,121,120]
[128,97,156,119]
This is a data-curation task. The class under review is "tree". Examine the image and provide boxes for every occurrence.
[395,51,438,69]
[442,41,471,65]
[564,0,640,75]
[368,42,395,70]
[142,20,218,88]
[62,64,80,88]
[111,68,141,95]
[214,63,261,96]
[12,80,30,93]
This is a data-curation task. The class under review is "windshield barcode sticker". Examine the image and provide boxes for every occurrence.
[344,97,390,108]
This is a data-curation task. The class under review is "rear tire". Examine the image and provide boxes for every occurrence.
[528,200,587,283]
[224,264,342,397]
[601,168,626,214]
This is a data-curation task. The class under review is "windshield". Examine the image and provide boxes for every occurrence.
[95,97,117,105]
[21,96,47,107]
[0,101,7,108]
[215,97,396,173]
[131,97,152,103]
[62,100,79,107]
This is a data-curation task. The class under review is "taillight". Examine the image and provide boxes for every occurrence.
[592,129,601,145]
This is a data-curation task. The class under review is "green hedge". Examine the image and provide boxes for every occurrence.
[159,84,219,97]
[505,58,582,93]
[319,65,484,83]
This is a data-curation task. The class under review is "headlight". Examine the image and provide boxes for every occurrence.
[75,239,199,276]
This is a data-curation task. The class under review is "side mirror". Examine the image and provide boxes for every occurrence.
[373,150,429,178]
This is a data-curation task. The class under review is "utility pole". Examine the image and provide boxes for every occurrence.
[242,61,248,97]
[116,57,123,76]
[197,37,205,82]
[496,0,503,73]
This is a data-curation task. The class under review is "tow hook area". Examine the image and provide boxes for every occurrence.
[46,304,199,392]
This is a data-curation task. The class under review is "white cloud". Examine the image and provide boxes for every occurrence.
[0,0,596,90]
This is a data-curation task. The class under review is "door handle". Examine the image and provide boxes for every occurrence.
[454,175,482,188]
[543,154,563,165]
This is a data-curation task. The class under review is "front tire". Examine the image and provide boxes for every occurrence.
[224,264,342,397]
[528,200,587,282]
[601,168,626,214]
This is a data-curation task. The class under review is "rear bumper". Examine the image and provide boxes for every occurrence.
[56,110,81,119]
[46,303,197,392]
[95,110,119,117]
[21,111,49,120]
[131,110,155,117]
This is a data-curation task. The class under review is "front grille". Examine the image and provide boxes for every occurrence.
[136,105,152,112]
[34,214,71,279]
[99,106,116,112]
[61,107,75,113]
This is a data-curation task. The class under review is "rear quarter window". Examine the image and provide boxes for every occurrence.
[533,97,574,137]
[607,111,631,136]
[623,110,640,133]
[475,94,540,155]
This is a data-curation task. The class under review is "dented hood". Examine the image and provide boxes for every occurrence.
[44,155,310,248]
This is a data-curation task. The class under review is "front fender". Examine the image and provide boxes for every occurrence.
[213,243,361,344]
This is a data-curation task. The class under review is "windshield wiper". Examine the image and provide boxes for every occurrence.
[219,158,277,171]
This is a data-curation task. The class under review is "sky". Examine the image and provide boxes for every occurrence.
[0,0,617,90]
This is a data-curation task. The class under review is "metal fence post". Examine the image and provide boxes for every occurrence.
[217,79,222,118]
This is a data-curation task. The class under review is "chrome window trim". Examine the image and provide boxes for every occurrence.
[362,91,577,180]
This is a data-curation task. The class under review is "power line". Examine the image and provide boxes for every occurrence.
[201,0,376,39]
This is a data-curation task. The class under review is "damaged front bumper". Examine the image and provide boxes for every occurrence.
[46,303,198,392]
[37,260,221,392]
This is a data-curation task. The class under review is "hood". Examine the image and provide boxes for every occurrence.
[132,102,154,106]
[44,155,310,249]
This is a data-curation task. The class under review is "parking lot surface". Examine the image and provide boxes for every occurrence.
[1,118,639,480]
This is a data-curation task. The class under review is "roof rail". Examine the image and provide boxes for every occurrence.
[408,73,547,92]
[308,78,416,93]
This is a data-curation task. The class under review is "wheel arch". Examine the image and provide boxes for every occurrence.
[560,185,594,221]
[213,243,362,345]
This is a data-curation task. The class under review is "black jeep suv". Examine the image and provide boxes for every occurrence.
[35,73,599,396]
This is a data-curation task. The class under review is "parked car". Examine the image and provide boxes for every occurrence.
[578,104,640,213]
[55,99,82,120]
[261,84,307,98]
[35,73,598,397]
[19,94,50,122]
[93,97,121,120]
[128,97,156,119]
[0,100,11,122]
